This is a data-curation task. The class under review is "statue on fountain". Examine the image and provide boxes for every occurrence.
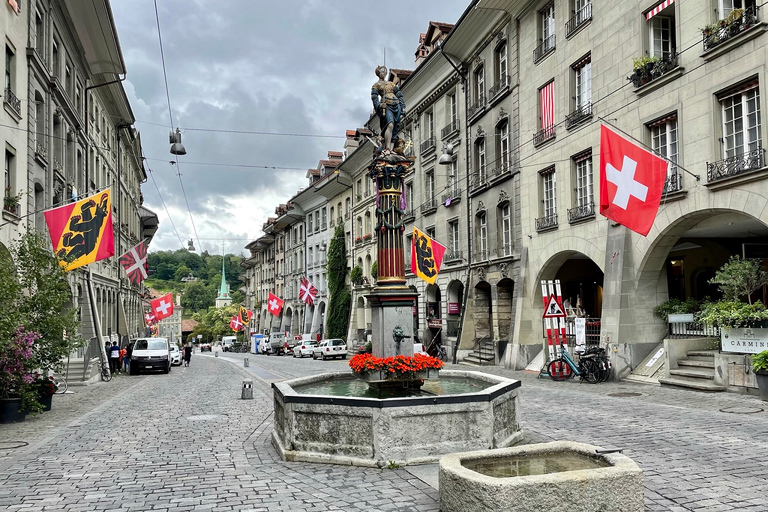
[371,65,408,163]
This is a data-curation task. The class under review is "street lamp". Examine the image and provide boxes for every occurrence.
[170,128,186,155]
[438,143,454,165]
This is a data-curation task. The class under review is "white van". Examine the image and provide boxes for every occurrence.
[130,337,171,375]
[221,335,237,352]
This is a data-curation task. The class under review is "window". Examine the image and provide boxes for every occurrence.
[329,206,334,225]
[345,197,351,216]
[314,211,320,231]
[646,2,675,60]
[496,122,510,171]
[52,40,60,77]
[574,153,594,210]
[426,226,436,240]
[567,0,592,36]
[4,148,13,197]
[478,213,488,259]
[448,94,457,124]
[720,83,761,158]
[35,11,45,53]
[541,167,557,219]
[536,81,555,143]
[493,39,508,95]
[501,204,512,256]
[575,56,591,110]
[447,159,458,192]
[649,115,678,187]
[448,220,460,254]
[321,207,327,228]
[424,111,434,141]
[426,171,435,201]
[406,183,413,214]
[474,66,485,103]
[535,3,556,60]
[718,0,755,18]
[5,45,14,93]
[475,138,486,181]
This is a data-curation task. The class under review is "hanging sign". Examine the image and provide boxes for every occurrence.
[448,302,460,314]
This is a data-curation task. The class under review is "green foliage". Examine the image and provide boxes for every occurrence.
[387,460,400,469]
[371,261,377,280]
[350,265,363,286]
[174,265,192,282]
[632,55,659,71]
[708,256,768,304]
[0,232,83,374]
[190,303,243,341]
[751,350,768,373]
[326,223,351,338]
[696,300,768,328]
[652,298,701,321]
[180,281,216,313]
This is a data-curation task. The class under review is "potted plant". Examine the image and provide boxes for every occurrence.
[30,372,58,411]
[0,328,41,423]
[750,350,768,401]
[371,261,378,280]
[3,187,22,213]
[350,265,363,286]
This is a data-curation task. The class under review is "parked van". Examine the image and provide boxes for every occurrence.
[130,337,171,375]
[221,335,237,352]
[268,332,287,355]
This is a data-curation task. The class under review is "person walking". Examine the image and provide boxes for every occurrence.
[124,341,133,373]
[109,341,121,374]
[183,342,192,367]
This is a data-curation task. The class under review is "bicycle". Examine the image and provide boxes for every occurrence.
[581,345,613,382]
[99,346,112,382]
[52,372,68,394]
[546,341,600,383]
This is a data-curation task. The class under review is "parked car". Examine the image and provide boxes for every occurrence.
[293,341,317,358]
[312,339,348,360]
[130,337,171,375]
[169,344,182,366]
[258,337,271,355]
[199,342,212,352]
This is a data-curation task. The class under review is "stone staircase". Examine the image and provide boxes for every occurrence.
[658,350,725,392]
[460,338,496,366]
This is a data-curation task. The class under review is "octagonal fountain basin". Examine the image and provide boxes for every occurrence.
[439,441,644,512]
[271,370,522,467]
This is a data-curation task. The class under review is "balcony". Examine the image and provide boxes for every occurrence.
[420,198,438,215]
[488,75,510,101]
[476,250,489,261]
[469,172,488,192]
[494,244,513,258]
[441,188,462,206]
[565,102,592,129]
[34,143,48,165]
[533,35,556,63]
[444,250,464,263]
[533,126,556,146]
[467,94,485,120]
[663,171,683,194]
[627,53,679,89]
[565,2,592,38]
[702,6,759,52]
[489,163,511,182]
[403,208,415,222]
[3,87,22,119]
[707,148,765,183]
[536,212,558,231]
[420,138,436,155]
[567,202,595,223]
[441,120,460,139]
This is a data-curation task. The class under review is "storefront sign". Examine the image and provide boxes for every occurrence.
[448,302,460,314]
[668,313,694,323]
[574,317,586,348]
[721,327,768,354]
[428,318,442,329]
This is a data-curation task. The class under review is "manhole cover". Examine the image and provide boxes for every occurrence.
[0,441,28,450]
[719,406,763,414]
[186,414,224,421]
[607,392,642,397]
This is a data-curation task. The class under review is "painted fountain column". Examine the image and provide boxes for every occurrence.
[367,64,417,359]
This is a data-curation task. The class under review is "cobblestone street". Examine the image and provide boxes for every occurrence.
[1,352,767,511]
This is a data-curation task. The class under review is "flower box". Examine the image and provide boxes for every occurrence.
[349,353,444,382]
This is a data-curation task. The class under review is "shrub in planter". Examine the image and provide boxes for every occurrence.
[652,297,701,322]
[350,265,363,286]
[752,350,768,374]
[697,300,768,328]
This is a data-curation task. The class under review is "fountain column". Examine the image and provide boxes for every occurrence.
[367,157,417,359]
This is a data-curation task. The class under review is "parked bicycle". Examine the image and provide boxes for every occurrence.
[580,345,612,383]
[99,345,112,382]
[546,341,601,383]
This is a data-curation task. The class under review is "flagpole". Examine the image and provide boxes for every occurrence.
[598,117,700,182]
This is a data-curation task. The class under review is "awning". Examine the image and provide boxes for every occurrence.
[646,0,675,20]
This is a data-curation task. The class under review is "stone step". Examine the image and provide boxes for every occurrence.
[461,355,495,366]
[678,358,715,369]
[658,376,726,392]
[687,350,717,358]
[669,367,716,379]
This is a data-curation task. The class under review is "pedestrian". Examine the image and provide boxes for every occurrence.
[120,344,128,373]
[183,342,192,367]
[109,341,121,374]
[124,341,133,373]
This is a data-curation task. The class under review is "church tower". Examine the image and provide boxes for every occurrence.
[215,255,232,308]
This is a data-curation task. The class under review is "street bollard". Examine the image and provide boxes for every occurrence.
[241,379,253,399]
[243,358,249,367]
[215,351,218,357]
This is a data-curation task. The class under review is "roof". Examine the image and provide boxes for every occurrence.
[327,151,343,158]
[181,319,198,333]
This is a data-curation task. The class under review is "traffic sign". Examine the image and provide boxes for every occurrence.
[543,294,566,318]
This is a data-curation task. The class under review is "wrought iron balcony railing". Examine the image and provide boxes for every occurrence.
[476,250,489,261]
[494,244,513,257]
[536,212,558,231]
[441,120,459,139]
[567,202,595,223]
[533,125,556,145]
[702,6,759,51]
[467,94,485,119]
[565,2,592,37]
[534,34,556,62]
[470,172,488,190]
[444,250,464,262]
[488,75,510,100]
[663,171,682,194]
[565,102,592,129]
[420,137,436,154]
[707,148,765,183]
[420,198,438,214]
[3,87,21,117]
[441,188,462,205]
[403,208,415,221]
[489,163,511,180]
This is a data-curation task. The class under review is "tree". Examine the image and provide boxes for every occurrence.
[709,256,768,304]
[181,281,216,313]
[326,223,351,338]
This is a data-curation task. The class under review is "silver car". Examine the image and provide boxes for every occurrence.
[293,342,317,358]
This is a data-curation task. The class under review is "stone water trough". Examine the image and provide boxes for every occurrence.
[440,441,644,512]
[271,370,522,467]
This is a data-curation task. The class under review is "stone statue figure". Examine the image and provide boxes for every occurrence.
[392,325,410,355]
[371,65,406,154]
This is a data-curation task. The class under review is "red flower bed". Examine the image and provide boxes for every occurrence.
[349,353,444,379]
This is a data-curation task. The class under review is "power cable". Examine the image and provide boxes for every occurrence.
[145,164,186,251]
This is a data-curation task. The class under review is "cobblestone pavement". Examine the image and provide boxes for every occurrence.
[1,351,766,511]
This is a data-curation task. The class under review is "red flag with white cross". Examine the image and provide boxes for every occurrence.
[599,124,668,236]
[299,277,318,306]
[230,315,244,332]
[267,292,284,317]
[150,293,174,321]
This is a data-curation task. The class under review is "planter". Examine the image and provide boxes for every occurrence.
[355,368,439,382]
[755,370,768,402]
[38,394,53,411]
[0,397,28,423]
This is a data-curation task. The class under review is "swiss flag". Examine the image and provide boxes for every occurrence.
[599,124,668,236]
[230,315,244,332]
[267,292,284,317]
[150,293,174,321]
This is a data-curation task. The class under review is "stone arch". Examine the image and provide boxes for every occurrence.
[473,280,493,339]
[496,277,514,340]
[530,236,604,307]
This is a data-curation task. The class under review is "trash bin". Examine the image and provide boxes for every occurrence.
[243,358,249,367]
[241,379,253,399]
[215,351,218,357]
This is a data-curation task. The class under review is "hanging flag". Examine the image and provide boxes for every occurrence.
[267,292,284,317]
[150,324,159,336]
[145,312,157,326]
[599,124,667,236]
[299,277,318,306]
[239,306,253,324]
[230,315,244,332]
[410,227,447,285]
[119,239,149,285]
[44,189,114,271]
[150,293,174,321]
[8,0,19,14]
[540,81,555,138]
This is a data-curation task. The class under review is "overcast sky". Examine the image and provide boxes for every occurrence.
[111,0,469,256]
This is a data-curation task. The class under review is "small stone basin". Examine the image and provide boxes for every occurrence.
[440,441,644,512]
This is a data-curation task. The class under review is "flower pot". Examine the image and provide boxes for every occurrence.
[755,370,768,402]
[38,394,53,411]
[416,369,440,380]
[0,398,28,423]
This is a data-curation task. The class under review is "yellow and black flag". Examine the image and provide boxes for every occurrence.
[44,189,114,271]
[410,227,447,285]
[239,306,253,325]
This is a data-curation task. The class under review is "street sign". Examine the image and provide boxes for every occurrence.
[543,294,566,318]
[197,334,202,339]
